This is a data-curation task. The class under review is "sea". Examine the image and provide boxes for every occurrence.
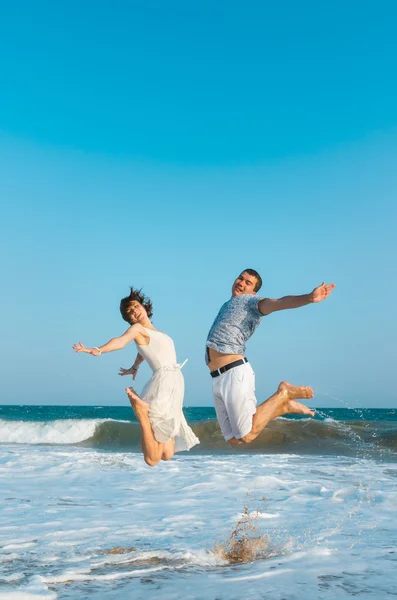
[0,405,396,600]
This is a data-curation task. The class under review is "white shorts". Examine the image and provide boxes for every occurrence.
[212,362,257,441]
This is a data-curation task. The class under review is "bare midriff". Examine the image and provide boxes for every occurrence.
[207,347,245,371]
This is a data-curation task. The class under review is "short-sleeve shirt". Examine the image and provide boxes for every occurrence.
[205,294,263,363]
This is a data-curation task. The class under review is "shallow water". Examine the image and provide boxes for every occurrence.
[0,443,396,599]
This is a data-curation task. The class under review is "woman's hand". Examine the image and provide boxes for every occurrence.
[72,342,101,356]
[119,366,138,380]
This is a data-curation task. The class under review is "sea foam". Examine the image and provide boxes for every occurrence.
[0,418,104,444]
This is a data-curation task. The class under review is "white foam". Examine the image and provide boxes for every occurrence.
[0,445,396,599]
[2,542,36,550]
[43,566,166,584]
[248,511,280,519]
[0,575,56,599]
[0,553,20,563]
[0,418,106,444]
[224,567,295,582]
[92,549,224,569]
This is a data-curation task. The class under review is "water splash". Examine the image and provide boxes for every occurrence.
[214,505,270,564]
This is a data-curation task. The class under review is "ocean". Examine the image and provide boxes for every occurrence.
[0,406,396,599]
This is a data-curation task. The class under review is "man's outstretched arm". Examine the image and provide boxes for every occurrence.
[258,282,335,316]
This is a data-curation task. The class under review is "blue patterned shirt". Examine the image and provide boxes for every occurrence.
[206,294,263,363]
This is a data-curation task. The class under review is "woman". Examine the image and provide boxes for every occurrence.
[73,288,199,466]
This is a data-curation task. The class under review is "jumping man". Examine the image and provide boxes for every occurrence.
[206,270,335,445]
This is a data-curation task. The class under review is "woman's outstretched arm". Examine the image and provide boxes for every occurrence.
[119,352,145,380]
[73,325,140,356]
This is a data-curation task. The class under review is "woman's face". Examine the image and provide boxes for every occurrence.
[128,301,148,324]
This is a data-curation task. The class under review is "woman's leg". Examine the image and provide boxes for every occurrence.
[126,388,163,467]
[161,438,175,461]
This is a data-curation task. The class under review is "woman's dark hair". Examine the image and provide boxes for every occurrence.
[120,287,153,323]
[244,268,262,292]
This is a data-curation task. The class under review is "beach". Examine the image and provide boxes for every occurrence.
[0,407,396,599]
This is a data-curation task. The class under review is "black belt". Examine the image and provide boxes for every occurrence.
[210,358,248,378]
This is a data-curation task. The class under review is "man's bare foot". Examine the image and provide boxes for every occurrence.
[278,381,315,417]
[125,387,149,414]
[278,381,314,400]
[285,400,315,417]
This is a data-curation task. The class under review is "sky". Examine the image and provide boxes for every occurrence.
[0,1,396,407]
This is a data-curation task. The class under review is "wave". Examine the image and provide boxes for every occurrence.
[0,418,108,445]
[0,417,396,456]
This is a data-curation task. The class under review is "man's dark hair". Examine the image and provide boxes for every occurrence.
[120,287,154,323]
[244,268,262,292]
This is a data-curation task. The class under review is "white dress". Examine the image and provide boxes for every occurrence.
[135,328,199,452]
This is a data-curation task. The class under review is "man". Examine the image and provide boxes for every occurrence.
[206,269,335,445]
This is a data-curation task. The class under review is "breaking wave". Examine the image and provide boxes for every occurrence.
[0,416,396,457]
[0,418,110,445]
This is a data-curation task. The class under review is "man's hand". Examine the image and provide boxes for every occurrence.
[310,282,336,303]
[72,342,101,356]
[119,366,138,380]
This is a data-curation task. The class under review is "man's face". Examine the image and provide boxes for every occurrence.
[232,272,258,296]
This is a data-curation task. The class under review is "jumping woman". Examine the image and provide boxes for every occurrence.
[73,288,199,466]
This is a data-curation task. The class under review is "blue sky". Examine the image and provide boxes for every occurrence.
[1,1,396,407]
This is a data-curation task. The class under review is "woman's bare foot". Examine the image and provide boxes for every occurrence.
[125,387,149,415]
[277,381,315,417]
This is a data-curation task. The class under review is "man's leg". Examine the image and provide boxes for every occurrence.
[126,388,165,467]
[231,381,314,445]
[212,378,236,443]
